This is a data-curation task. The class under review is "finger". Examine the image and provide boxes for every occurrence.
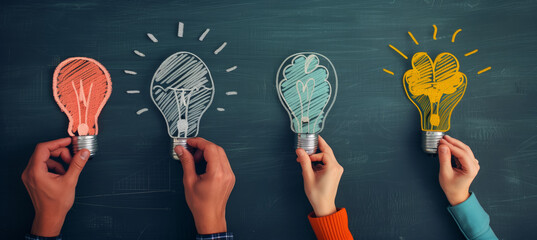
[186,137,213,152]
[46,159,66,175]
[444,135,473,155]
[51,147,73,164]
[31,138,72,164]
[437,144,453,176]
[296,148,314,182]
[309,153,324,162]
[317,136,333,154]
[175,146,197,185]
[65,149,90,181]
[439,139,474,171]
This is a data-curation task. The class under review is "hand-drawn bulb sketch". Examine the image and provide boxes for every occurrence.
[403,52,467,154]
[276,53,338,155]
[53,57,112,157]
[151,52,214,160]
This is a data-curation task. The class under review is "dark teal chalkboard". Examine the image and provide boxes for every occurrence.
[1,0,536,239]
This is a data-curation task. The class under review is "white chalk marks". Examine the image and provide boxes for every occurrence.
[214,42,227,55]
[146,33,158,43]
[136,108,149,115]
[126,90,140,94]
[178,22,184,37]
[225,91,238,96]
[199,28,210,41]
[216,108,225,111]
[226,66,237,72]
[134,50,146,57]
[150,52,215,138]
[124,70,137,75]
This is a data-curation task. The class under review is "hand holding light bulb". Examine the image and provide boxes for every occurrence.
[437,135,480,206]
[403,52,467,154]
[21,138,90,237]
[174,138,235,235]
[296,136,343,217]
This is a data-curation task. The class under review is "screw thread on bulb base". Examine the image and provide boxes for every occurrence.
[422,131,445,154]
[296,133,318,155]
[171,138,190,160]
[72,135,97,158]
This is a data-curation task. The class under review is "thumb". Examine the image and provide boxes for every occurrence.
[438,144,453,176]
[296,148,314,182]
[176,146,197,185]
[66,149,90,180]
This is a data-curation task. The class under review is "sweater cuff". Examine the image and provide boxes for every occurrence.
[447,192,497,240]
[308,208,354,240]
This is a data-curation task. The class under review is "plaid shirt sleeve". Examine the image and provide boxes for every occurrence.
[196,232,234,240]
[25,234,62,240]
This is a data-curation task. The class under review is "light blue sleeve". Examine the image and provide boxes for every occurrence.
[447,192,498,240]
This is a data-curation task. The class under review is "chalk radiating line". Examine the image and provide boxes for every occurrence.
[134,50,145,57]
[124,70,137,75]
[136,108,149,115]
[147,33,158,43]
[433,25,438,40]
[452,29,462,42]
[199,28,210,41]
[214,42,227,55]
[178,22,184,37]
[226,66,237,72]
[408,31,419,45]
[225,91,237,96]
[383,68,395,75]
[126,90,140,94]
[216,108,225,112]
[389,44,408,59]
[477,66,491,74]
[464,49,478,57]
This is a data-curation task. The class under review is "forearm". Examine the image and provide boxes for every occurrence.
[447,192,498,240]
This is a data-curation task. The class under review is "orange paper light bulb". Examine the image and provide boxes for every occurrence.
[53,57,112,157]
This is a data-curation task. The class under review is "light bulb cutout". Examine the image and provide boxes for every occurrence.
[403,52,467,153]
[277,52,338,154]
[151,51,214,160]
[53,57,112,157]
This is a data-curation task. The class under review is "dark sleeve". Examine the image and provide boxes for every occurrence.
[25,234,62,240]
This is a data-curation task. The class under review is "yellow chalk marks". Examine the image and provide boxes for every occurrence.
[403,52,467,131]
[389,44,408,59]
[477,66,491,74]
[433,25,438,40]
[408,31,419,45]
[452,29,462,42]
[464,49,478,57]
[383,68,395,75]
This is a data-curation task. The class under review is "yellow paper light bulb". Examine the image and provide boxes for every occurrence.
[403,52,467,153]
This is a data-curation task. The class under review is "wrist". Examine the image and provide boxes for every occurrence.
[447,191,471,206]
[312,202,337,217]
[193,213,227,235]
[31,212,65,237]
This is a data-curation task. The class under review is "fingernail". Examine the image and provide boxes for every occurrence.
[80,150,90,160]
[176,147,183,157]
[439,146,447,153]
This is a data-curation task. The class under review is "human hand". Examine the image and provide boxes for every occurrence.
[21,138,90,237]
[175,138,235,235]
[296,136,343,217]
[438,135,480,206]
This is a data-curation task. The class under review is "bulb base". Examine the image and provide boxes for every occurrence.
[422,131,445,154]
[72,135,97,158]
[296,133,318,155]
[171,138,190,160]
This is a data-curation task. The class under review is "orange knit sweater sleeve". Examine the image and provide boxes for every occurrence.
[308,208,354,240]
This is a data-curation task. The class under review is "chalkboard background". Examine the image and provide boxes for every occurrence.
[1,0,536,239]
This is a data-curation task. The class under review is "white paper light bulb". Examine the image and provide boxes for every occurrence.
[151,52,214,160]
